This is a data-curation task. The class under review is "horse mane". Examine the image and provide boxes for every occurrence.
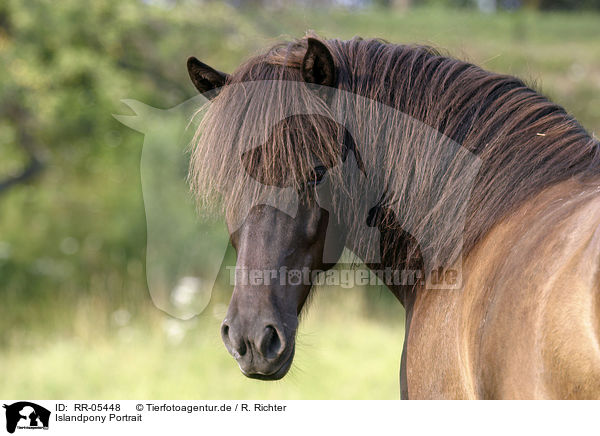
[191,35,600,269]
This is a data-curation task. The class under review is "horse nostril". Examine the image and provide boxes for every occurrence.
[237,341,247,357]
[221,323,229,341]
[259,325,283,360]
[221,322,246,358]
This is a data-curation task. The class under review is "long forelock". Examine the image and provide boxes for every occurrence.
[189,44,345,223]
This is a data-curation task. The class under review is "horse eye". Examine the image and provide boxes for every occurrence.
[308,165,328,186]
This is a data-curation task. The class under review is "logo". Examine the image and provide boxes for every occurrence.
[3,402,50,434]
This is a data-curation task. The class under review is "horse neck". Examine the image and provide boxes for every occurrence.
[333,48,599,271]
[342,213,424,307]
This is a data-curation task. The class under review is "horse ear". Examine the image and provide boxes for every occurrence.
[301,38,336,88]
[187,57,230,95]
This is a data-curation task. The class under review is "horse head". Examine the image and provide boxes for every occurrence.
[189,38,353,379]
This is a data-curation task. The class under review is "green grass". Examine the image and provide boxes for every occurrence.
[0,287,405,399]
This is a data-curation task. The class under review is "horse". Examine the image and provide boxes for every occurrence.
[187,35,600,399]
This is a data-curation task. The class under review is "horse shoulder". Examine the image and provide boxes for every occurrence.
[461,179,600,398]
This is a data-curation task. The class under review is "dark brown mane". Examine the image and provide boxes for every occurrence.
[191,35,600,268]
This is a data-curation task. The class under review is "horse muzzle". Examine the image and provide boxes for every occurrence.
[221,317,296,380]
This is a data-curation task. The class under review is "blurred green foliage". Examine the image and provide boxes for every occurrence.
[414,0,600,10]
[0,0,599,398]
[0,0,262,311]
[525,0,600,10]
